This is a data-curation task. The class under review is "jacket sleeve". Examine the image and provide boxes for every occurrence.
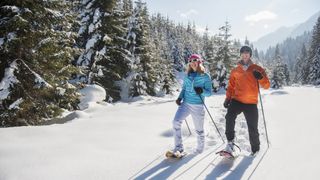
[226,70,235,100]
[178,77,186,99]
[258,68,270,89]
[202,73,212,97]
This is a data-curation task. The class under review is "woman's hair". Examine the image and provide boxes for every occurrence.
[186,63,205,74]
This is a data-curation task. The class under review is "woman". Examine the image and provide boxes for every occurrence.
[170,54,212,156]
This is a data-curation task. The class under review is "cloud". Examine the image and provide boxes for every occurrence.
[290,8,300,14]
[245,10,278,23]
[179,9,199,18]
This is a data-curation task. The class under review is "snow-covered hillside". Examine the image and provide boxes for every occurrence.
[1,86,320,180]
[253,10,320,51]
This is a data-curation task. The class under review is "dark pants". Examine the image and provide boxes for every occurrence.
[225,99,260,152]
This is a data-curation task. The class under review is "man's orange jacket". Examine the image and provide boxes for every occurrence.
[226,61,270,104]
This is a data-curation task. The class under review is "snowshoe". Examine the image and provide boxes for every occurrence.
[165,150,187,159]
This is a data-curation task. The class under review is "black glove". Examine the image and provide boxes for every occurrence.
[176,98,182,106]
[253,70,263,80]
[223,99,231,108]
[194,87,203,95]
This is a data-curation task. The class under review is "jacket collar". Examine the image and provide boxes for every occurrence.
[238,59,253,71]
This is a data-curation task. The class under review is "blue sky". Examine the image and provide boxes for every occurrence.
[143,0,320,42]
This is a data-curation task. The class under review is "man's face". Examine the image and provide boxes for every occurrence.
[241,52,251,63]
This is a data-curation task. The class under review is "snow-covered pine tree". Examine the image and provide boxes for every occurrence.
[244,36,250,46]
[306,16,320,85]
[293,44,308,84]
[202,26,215,65]
[76,0,131,102]
[211,21,238,92]
[0,0,79,126]
[76,0,107,84]
[270,45,290,88]
[128,0,159,97]
[149,14,176,95]
[95,0,131,102]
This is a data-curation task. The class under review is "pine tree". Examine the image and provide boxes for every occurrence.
[128,1,158,97]
[270,45,290,88]
[306,16,320,85]
[244,36,250,46]
[203,26,214,62]
[76,0,131,102]
[211,21,238,92]
[293,44,308,83]
[0,0,79,126]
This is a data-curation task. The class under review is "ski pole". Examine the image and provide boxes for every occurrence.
[199,95,225,143]
[185,119,192,136]
[257,81,270,148]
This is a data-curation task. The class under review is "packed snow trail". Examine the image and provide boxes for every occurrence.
[251,86,320,179]
[1,86,320,180]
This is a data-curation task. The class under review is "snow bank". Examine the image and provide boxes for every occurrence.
[78,84,106,110]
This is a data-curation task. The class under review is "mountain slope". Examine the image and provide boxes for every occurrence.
[254,11,320,51]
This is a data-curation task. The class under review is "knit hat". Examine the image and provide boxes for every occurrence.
[240,46,252,57]
[188,54,203,64]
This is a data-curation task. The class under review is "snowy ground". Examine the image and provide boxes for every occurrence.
[1,86,320,180]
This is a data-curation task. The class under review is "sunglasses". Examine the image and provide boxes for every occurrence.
[188,58,199,63]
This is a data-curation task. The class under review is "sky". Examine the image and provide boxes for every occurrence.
[143,0,320,42]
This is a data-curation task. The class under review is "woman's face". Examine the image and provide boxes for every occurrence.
[190,61,198,71]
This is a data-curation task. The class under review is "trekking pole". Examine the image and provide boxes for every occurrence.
[257,81,270,148]
[185,119,192,136]
[199,95,225,143]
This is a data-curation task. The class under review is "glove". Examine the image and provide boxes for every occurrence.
[223,98,231,109]
[253,70,263,80]
[176,98,182,106]
[194,87,203,95]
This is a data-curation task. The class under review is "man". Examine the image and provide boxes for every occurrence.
[223,46,270,156]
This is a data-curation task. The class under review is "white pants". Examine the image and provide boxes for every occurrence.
[173,103,205,152]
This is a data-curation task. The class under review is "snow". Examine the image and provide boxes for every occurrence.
[97,46,106,56]
[7,32,17,42]
[33,71,52,88]
[23,8,31,13]
[78,84,106,110]
[78,26,86,35]
[1,86,320,180]
[45,8,62,17]
[93,8,101,24]
[0,61,19,100]
[88,23,95,34]
[38,37,52,46]
[0,37,4,46]
[8,98,23,110]
[85,34,101,50]
[85,1,93,9]
[97,68,103,77]
[2,5,20,13]
[56,87,66,96]
[103,35,112,43]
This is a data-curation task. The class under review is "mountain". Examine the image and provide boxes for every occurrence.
[254,11,320,51]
